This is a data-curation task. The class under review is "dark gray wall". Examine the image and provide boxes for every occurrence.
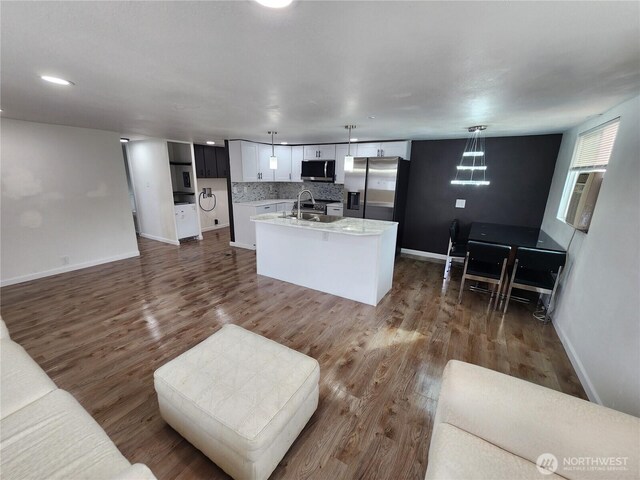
[403,134,562,254]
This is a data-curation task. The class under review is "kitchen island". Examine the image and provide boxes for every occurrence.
[251,213,398,306]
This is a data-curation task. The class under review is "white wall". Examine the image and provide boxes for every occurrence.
[0,118,139,285]
[541,95,640,416]
[126,139,179,245]
[197,178,230,231]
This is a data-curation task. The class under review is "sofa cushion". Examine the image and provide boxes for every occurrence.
[434,360,640,480]
[425,422,565,479]
[0,389,131,480]
[0,339,57,419]
[0,316,10,340]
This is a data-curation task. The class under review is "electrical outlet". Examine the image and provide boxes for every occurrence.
[232,185,238,194]
[61,255,70,265]
[214,219,219,225]
[455,199,466,208]
[244,186,248,193]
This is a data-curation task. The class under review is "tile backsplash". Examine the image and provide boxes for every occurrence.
[232,182,343,203]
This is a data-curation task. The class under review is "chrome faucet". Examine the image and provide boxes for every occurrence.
[297,189,316,219]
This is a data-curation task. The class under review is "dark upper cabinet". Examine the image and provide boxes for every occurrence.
[216,148,229,178]
[193,145,228,178]
[194,145,206,178]
[203,146,218,178]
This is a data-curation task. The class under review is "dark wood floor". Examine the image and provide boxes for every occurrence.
[0,228,586,479]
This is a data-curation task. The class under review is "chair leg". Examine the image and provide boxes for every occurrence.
[443,239,452,278]
[458,253,470,304]
[503,260,518,315]
[545,266,563,323]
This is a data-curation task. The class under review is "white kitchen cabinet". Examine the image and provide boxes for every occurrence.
[233,200,294,249]
[380,141,411,158]
[356,141,411,159]
[276,202,294,213]
[303,144,336,160]
[355,143,380,158]
[241,142,260,182]
[291,146,303,183]
[334,144,355,184]
[327,203,343,216]
[274,145,292,182]
[257,145,276,182]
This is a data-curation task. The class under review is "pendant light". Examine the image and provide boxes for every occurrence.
[268,131,278,169]
[451,125,490,186]
[344,125,356,172]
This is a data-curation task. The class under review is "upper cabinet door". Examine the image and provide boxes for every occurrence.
[303,144,336,160]
[291,146,303,183]
[303,145,320,160]
[203,146,218,178]
[380,141,411,159]
[334,144,353,184]
[274,145,292,182]
[257,144,275,182]
[215,147,229,178]
[356,143,380,157]
[318,144,336,159]
[194,145,206,178]
[241,142,259,182]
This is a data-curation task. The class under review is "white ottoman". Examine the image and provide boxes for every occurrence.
[153,324,320,480]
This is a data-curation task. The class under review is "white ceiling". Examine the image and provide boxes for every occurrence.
[1,1,639,144]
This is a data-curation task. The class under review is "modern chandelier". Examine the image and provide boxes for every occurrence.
[451,125,490,186]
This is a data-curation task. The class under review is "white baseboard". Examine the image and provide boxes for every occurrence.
[139,232,180,246]
[0,251,140,287]
[201,223,230,232]
[553,321,602,406]
[229,241,255,251]
[400,248,463,263]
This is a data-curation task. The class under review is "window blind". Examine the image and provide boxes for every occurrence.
[571,118,620,170]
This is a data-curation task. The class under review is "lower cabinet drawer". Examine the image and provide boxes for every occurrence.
[255,204,275,214]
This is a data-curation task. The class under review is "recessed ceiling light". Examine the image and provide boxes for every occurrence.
[255,0,293,8]
[120,138,130,143]
[40,75,74,86]
[351,138,358,142]
[368,116,376,119]
[206,141,216,145]
[280,142,288,145]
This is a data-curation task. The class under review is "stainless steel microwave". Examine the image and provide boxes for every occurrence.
[301,160,335,182]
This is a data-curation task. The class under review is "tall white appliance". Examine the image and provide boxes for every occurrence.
[175,204,199,239]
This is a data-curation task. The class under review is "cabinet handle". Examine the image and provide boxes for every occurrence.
[289,173,291,180]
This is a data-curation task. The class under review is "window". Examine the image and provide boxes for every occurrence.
[557,118,619,231]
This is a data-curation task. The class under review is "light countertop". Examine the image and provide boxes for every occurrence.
[234,199,297,207]
[251,213,397,236]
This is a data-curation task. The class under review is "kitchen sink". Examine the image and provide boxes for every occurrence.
[284,212,343,223]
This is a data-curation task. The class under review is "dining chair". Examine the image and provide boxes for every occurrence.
[503,247,566,322]
[443,219,468,278]
[458,241,511,309]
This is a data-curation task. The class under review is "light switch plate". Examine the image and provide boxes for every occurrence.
[456,199,466,208]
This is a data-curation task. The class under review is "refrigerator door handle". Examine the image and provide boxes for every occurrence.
[324,161,327,179]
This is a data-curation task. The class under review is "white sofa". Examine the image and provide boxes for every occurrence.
[0,316,157,480]
[426,360,640,480]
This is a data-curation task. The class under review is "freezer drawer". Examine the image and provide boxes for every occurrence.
[175,204,199,239]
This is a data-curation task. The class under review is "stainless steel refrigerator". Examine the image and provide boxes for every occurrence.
[343,156,410,251]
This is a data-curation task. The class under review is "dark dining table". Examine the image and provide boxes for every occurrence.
[468,222,565,252]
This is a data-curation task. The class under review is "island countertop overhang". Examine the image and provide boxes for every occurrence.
[251,213,397,236]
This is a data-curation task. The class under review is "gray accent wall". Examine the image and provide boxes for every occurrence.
[541,95,639,416]
[403,134,562,254]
